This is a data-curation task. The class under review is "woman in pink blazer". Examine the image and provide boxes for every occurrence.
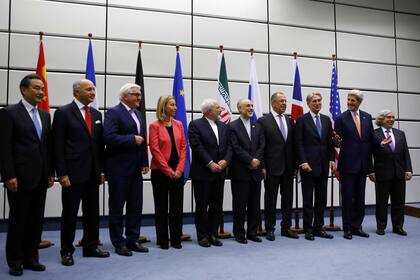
[149,95,187,249]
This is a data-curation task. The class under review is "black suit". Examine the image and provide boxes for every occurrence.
[188,117,232,241]
[53,101,104,255]
[0,101,53,268]
[258,112,295,232]
[229,118,265,238]
[295,112,334,232]
[373,127,412,231]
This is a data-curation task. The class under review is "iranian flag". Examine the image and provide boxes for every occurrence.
[217,51,232,124]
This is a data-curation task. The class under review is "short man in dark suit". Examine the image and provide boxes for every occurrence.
[104,83,149,256]
[188,99,232,247]
[295,93,334,241]
[53,79,110,266]
[370,110,412,236]
[258,92,298,241]
[229,98,265,244]
[334,89,388,239]
[0,74,54,276]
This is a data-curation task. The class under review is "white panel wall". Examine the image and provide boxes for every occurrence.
[0,70,7,105]
[396,0,420,14]
[399,94,420,119]
[336,0,393,10]
[396,13,420,40]
[0,1,9,30]
[0,33,8,67]
[194,0,267,21]
[109,0,191,13]
[399,122,420,147]
[397,39,420,67]
[398,66,420,93]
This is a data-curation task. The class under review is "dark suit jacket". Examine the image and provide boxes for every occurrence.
[373,127,412,181]
[103,103,148,177]
[0,101,53,189]
[53,101,104,184]
[295,112,335,177]
[334,110,377,175]
[229,118,265,182]
[257,112,295,176]
[188,117,232,181]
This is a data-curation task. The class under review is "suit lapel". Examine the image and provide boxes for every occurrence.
[18,101,40,141]
[305,113,320,139]
[71,101,91,137]
[346,110,360,139]
[120,103,139,135]
[268,113,285,142]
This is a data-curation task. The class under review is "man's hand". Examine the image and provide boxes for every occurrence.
[301,163,312,172]
[405,172,413,181]
[381,136,392,146]
[173,170,183,179]
[209,162,222,173]
[333,132,342,146]
[249,159,260,170]
[100,174,106,185]
[5,178,18,192]
[59,176,71,188]
[217,160,228,170]
[135,135,144,145]
[368,173,376,182]
[48,176,55,188]
[142,167,149,175]
[262,168,267,179]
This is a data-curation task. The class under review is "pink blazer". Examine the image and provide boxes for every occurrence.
[149,119,187,177]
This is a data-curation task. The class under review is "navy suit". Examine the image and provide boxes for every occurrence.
[229,118,265,238]
[104,103,148,248]
[258,112,295,232]
[53,101,104,255]
[188,117,232,240]
[334,110,377,232]
[0,101,53,268]
[373,127,412,231]
[295,112,334,232]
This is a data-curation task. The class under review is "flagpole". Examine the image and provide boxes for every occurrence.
[325,54,341,232]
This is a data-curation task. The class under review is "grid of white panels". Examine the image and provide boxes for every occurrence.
[1,0,419,219]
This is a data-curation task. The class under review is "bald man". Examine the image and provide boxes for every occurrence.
[53,79,109,266]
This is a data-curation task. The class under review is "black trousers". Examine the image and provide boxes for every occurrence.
[340,170,367,232]
[6,185,47,267]
[108,175,143,247]
[193,177,224,241]
[375,178,406,230]
[301,172,328,232]
[264,173,293,232]
[151,169,184,246]
[60,176,100,255]
[231,179,261,238]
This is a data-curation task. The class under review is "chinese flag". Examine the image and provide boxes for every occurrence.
[36,40,50,112]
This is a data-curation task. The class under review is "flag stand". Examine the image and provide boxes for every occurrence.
[324,176,341,231]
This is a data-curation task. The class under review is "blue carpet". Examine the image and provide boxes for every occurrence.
[1,215,420,280]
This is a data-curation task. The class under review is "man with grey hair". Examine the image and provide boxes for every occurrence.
[104,83,149,256]
[188,99,232,247]
[370,110,412,236]
[295,93,334,241]
[53,79,110,266]
[229,98,265,244]
[334,89,384,239]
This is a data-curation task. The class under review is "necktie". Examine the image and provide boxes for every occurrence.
[84,106,92,136]
[353,111,361,138]
[386,129,395,151]
[278,114,287,140]
[130,109,141,134]
[31,108,42,140]
[315,115,322,138]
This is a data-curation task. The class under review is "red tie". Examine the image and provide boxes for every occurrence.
[84,106,92,136]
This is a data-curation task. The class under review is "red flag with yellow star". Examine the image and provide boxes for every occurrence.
[36,38,50,112]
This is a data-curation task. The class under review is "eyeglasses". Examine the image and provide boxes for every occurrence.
[128,92,141,97]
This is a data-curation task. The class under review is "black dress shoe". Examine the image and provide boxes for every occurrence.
[235,235,248,244]
[127,242,149,253]
[115,246,133,256]
[158,243,169,250]
[83,247,110,258]
[198,238,211,248]
[393,228,407,236]
[247,235,262,243]
[171,243,182,249]
[304,232,315,241]
[343,231,353,240]
[266,231,275,241]
[9,265,23,276]
[376,229,385,236]
[61,253,75,266]
[313,230,334,239]
[23,260,46,271]
[209,236,223,247]
[352,229,369,238]
[281,230,299,239]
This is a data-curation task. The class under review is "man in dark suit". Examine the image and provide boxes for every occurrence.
[229,98,265,244]
[0,74,54,276]
[370,110,412,236]
[104,83,149,256]
[188,99,232,247]
[295,93,335,241]
[53,79,110,266]
[258,92,298,241]
[334,89,387,239]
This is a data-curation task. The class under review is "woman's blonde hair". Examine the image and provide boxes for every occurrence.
[156,95,176,122]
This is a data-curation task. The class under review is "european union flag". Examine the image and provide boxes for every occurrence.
[172,51,191,184]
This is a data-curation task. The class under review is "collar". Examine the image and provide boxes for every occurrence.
[240,116,251,124]
[121,102,132,112]
[205,116,216,124]
[21,98,37,112]
[309,111,320,119]
[382,127,393,134]
[74,98,86,110]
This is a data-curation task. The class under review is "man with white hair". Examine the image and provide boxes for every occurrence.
[188,99,232,247]
[104,83,149,256]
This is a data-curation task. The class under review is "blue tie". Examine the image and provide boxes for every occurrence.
[315,115,322,138]
[31,108,42,140]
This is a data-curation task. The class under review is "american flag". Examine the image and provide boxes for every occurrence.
[329,60,341,163]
